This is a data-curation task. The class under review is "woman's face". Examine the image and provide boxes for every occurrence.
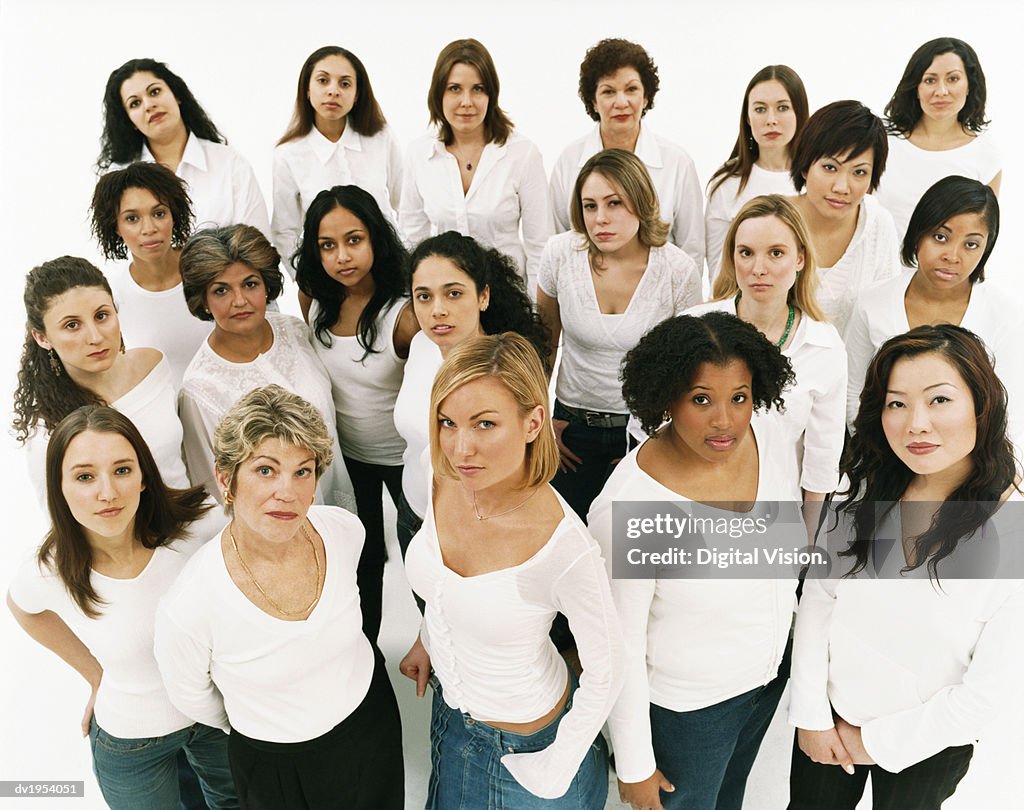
[802,148,874,223]
[882,352,976,481]
[32,286,121,378]
[581,171,641,254]
[438,376,543,494]
[733,215,804,306]
[593,66,646,136]
[218,437,317,545]
[61,429,143,544]
[317,205,375,291]
[116,186,174,262]
[914,211,988,292]
[204,262,268,338]
[442,62,489,140]
[667,359,754,464]
[917,52,969,124]
[119,70,184,143]
[308,54,357,130]
[412,256,489,354]
[747,79,798,152]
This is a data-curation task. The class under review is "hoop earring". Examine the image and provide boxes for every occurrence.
[47,348,62,377]
[119,336,126,354]
[223,490,234,505]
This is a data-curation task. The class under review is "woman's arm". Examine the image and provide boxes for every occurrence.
[391,301,420,360]
[398,142,431,249]
[384,127,405,217]
[517,142,554,295]
[399,632,431,698]
[798,334,848,495]
[844,302,875,431]
[178,388,221,504]
[534,288,562,373]
[270,149,303,274]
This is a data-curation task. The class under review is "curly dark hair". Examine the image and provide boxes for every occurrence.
[578,38,660,122]
[13,258,115,443]
[295,185,409,357]
[622,312,794,436]
[790,100,888,192]
[409,232,550,373]
[97,58,225,169]
[885,38,989,136]
[91,162,194,260]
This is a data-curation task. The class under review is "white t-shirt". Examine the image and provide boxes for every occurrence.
[405,482,623,800]
[271,125,403,271]
[549,124,705,273]
[154,505,374,743]
[539,230,701,413]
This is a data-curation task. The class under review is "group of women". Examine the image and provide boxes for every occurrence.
[5,29,1021,810]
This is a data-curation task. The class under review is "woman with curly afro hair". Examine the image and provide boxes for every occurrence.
[589,311,802,810]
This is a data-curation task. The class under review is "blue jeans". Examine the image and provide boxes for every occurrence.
[89,719,237,810]
[427,673,608,809]
[649,640,791,810]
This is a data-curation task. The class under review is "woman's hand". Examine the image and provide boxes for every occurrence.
[552,419,582,473]
[797,727,856,774]
[399,634,431,697]
[834,717,875,766]
[618,769,675,810]
[80,677,101,737]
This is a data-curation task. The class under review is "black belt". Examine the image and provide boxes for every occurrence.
[555,401,629,429]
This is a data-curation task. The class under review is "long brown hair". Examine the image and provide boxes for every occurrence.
[427,39,513,146]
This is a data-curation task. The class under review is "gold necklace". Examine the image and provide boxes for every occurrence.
[471,486,540,521]
[229,521,322,616]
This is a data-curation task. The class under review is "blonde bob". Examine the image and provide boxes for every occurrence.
[429,333,559,488]
[711,194,825,322]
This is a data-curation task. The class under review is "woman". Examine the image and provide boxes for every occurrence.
[845,177,1017,434]
[399,332,623,806]
[789,325,1023,810]
[272,46,403,269]
[295,185,419,641]
[550,38,704,272]
[789,100,901,332]
[98,58,270,237]
[393,231,547,554]
[537,148,701,520]
[155,385,403,809]
[7,406,233,810]
[689,195,846,510]
[177,224,353,510]
[588,312,800,810]
[13,256,189,503]
[877,38,1000,240]
[91,161,212,386]
[705,65,808,282]
[399,38,551,289]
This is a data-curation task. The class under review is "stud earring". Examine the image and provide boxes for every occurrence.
[224,490,234,505]
[47,348,62,376]
[662,411,671,423]
[119,336,126,354]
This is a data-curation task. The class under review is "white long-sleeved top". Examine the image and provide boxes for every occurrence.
[271,125,403,271]
[588,423,802,782]
[178,312,354,511]
[405,482,623,800]
[539,230,701,414]
[704,165,796,284]
[686,298,847,494]
[549,124,705,272]
[154,506,374,742]
[789,494,1024,773]
[399,130,552,288]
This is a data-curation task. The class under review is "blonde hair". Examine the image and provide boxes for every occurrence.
[213,385,334,500]
[429,333,559,488]
[712,194,825,322]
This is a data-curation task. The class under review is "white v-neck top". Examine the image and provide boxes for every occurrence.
[154,506,373,742]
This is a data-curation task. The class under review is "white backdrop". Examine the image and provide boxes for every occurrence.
[1,1,1021,807]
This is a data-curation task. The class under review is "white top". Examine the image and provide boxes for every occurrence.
[549,124,705,272]
[704,165,796,284]
[108,261,213,388]
[789,495,1024,773]
[308,297,407,465]
[687,299,847,494]
[538,230,701,413]
[811,194,901,334]
[154,506,375,742]
[178,312,354,511]
[399,130,552,289]
[120,133,270,239]
[392,331,443,518]
[405,482,624,800]
[587,423,801,782]
[271,125,403,271]
[874,130,1002,241]
[26,355,190,509]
